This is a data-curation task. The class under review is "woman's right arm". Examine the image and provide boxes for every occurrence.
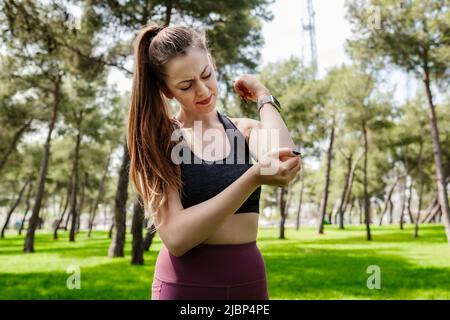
[157,147,301,257]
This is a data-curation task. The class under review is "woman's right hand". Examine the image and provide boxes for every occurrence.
[253,147,302,187]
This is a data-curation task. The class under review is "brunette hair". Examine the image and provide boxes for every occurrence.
[127,23,207,229]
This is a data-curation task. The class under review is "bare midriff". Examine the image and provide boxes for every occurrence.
[202,212,259,244]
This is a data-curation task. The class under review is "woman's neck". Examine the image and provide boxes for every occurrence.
[174,108,220,130]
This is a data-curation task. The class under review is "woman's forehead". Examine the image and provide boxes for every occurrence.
[166,48,210,82]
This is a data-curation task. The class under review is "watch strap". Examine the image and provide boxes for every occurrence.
[257,95,281,112]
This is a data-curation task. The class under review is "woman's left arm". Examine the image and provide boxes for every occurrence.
[234,75,297,161]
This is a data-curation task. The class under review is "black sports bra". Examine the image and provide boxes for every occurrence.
[174,110,261,214]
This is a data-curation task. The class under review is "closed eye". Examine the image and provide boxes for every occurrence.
[180,73,212,91]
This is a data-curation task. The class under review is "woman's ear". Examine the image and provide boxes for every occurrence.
[161,85,174,99]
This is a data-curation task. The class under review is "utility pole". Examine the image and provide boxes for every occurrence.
[301,0,318,78]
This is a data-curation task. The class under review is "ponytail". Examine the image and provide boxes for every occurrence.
[127,23,185,229]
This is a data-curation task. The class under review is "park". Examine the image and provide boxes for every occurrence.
[0,0,449,301]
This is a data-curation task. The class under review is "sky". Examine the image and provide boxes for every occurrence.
[261,0,352,77]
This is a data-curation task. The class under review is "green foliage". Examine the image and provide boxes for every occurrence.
[346,0,450,83]
[0,225,449,299]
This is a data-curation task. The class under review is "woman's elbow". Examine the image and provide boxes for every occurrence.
[169,244,185,257]
[158,234,183,257]
[165,239,186,257]
[169,241,193,257]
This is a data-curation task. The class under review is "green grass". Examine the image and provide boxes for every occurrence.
[0,224,449,299]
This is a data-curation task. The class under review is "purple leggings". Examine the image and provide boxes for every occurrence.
[151,241,269,300]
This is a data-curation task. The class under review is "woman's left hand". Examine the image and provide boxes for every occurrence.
[233,75,271,102]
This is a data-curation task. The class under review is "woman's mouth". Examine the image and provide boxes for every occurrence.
[197,94,213,106]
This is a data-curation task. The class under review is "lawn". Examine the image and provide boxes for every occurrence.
[0,224,449,299]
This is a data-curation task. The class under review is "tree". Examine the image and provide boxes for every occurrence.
[325,65,394,239]
[131,196,145,265]
[257,57,315,237]
[0,0,82,252]
[88,150,112,238]
[347,0,450,244]
[108,141,130,258]
[1,174,32,238]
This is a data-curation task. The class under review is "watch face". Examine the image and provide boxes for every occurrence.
[258,95,281,111]
[272,96,281,108]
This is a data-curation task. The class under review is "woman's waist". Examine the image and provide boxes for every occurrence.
[203,212,258,244]
[154,241,266,285]
[159,212,258,245]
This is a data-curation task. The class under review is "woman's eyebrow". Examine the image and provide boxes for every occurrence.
[176,65,209,85]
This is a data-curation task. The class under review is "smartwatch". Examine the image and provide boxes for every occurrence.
[257,95,282,113]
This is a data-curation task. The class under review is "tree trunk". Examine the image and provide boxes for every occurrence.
[406,178,414,224]
[19,181,33,235]
[295,170,304,231]
[278,187,288,239]
[422,65,450,244]
[108,142,130,257]
[362,119,372,240]
[76,172,87,233]
[88,151,112,238]
[24,77,61,253]
[143,224,157,251]
[37,192,47,230]
[389,196,394,225]
[285,178,295,219]
[330,199,340,225]
[164,0,173,26]
[0,119,32,174]
[69,119,82,242]
[131,197,144,265]
[342,152,364,223]
[327,211,333,225]
[338,153,353,229]
[333,204,339,225]
[1,177,31,238]
[373,199,382,224]
[378,177,400,226]
[53,179,72,239]
[414,140,424,238]
[63,212,71,230]
[348,198,354,225]
[388,198,394,224]
[424,202,441,224]
[318,123,335,234]
[399,176,407,229]
[108,220,114,239]
[358,198,362,224]
[421,195,439,223]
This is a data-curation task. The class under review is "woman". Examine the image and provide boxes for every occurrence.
[127,23,301,300]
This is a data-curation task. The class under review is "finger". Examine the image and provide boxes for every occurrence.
[269,147,297,158]
[234,83,248,99]
[285,163,301,183]
[233,79,245,90]
[238,85,251,98]
[290,158,301,174]
[284,156,300,171]
[233,81,243,94]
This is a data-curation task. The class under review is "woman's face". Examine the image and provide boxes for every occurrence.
[163,47,218,114]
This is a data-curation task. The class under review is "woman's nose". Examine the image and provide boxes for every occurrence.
[196,81,209,97]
